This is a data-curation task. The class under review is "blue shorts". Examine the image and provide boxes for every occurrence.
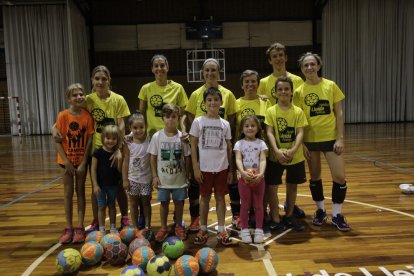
[157,187,188,202]
[96,185,118,208]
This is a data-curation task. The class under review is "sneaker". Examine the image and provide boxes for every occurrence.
[194,230,209,245]
[254,228,264,244]
[120,216,131,230]
[284,216,305,232]
[175,225,187,240]
[155,227,169,242]
[312,209,328,226]
[240,228,252,244]
[217,230,233,246]
[72,227,85,243]
[85,219,99,235]
[331,214,350,232]
[232,216,241,230]
[284,202,306,218]
[268,220,285,232]
[137,216,145,230]
[59,228,73,244]
[110,228,119,235]
[188,216,200,233]
[140,228,154,241]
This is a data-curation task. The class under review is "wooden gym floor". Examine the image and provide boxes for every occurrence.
[0,123,413,276]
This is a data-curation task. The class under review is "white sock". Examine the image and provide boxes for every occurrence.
[332,203,342,217]
[99,226,105,233]
[316,200,325,211]
[110,223,116,229]
[217,225,225,232]
[200,225,207,231]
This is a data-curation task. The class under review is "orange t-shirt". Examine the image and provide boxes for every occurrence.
[55,108,94,166]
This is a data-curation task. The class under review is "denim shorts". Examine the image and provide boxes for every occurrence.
[157,187,188,202]
[96,185,118,208]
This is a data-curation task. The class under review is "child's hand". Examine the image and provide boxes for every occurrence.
[93,185,101,195]
[110,149,122,167]
[64,160,75,175]
[123,180,130,192]
[282,149,294,163]
[240,170,254,185]
[303,145,311,160]
[276,149,290,164]
[180,132,190,144]
[250,172,264,186]
[152,176,159,189]
[193,169,203,184]
[124,133,133,144]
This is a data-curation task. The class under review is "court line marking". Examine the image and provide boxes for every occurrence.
[22,194,414,275]
[22,202,161,276]
[0,176,63,209]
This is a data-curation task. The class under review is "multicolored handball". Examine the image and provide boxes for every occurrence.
[129,237,151,256]
[162,236,184,259]
[174,255,200,276]
[101,233,121,248]
[120,226,137,245]
[80,241,103,265]
[195,247,219,273]
[56,248,82,275]
[132,245,155,270]
[146,255,171,276]
[104,240,128,265]
[120,265,145,276]
[85,230,103,244]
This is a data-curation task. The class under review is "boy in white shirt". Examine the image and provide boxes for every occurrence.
[189,87,233,246]
[148,103,191,241]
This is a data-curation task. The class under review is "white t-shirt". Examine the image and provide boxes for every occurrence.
[233,139,268,170]
[147,129,190,189]
[127,136,152,184]
[189,116,231,172]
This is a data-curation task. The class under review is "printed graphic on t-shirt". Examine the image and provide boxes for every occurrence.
[241,144,260,169]
[66,121,88,162]
[304,93,331,117]
[201,126,224,150]
[200,102,225,118]
[277,117,296,143]
[150,95,164,117]
[271,87,277,99]
[160,141,183,175]
[132,157,144,172]
[91,108,116,133]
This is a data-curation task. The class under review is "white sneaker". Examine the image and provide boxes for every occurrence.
[240,228,252,244]
[254,228,264,244]
[400,183,414,194]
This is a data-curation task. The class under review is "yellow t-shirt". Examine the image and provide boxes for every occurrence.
[85,91,131,152]
[293,78,345,143]
[257,72,304,106]
[186,84,237,119]
[264,104,308,164]
[138,80,188,137]
[235,97,271,139]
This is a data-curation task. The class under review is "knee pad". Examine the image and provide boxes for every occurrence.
[188,180,200,200]
[228,183,240,202]
[309,179,324,202]
[332,181,347,204]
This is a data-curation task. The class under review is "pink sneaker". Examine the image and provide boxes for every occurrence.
[85,219,99,235]
[72,227,85,244]
[59,228,73,244]
[120,216,131,230]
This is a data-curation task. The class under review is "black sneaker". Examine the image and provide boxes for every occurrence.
[284,202,306,218]
[312,209,328,226]
[331,214,350,232]
[284,216,305,232]
[268,220,285,232]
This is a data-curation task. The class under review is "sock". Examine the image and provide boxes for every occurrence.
[200,225,207,231]
[332,203,342,217]
[316,200,325,211]
[110,223,116,229]
[99,226,105,232]
[217,225,224,232]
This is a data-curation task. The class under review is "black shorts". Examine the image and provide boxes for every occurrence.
[265,160,306,185]
[304,140,336,152]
